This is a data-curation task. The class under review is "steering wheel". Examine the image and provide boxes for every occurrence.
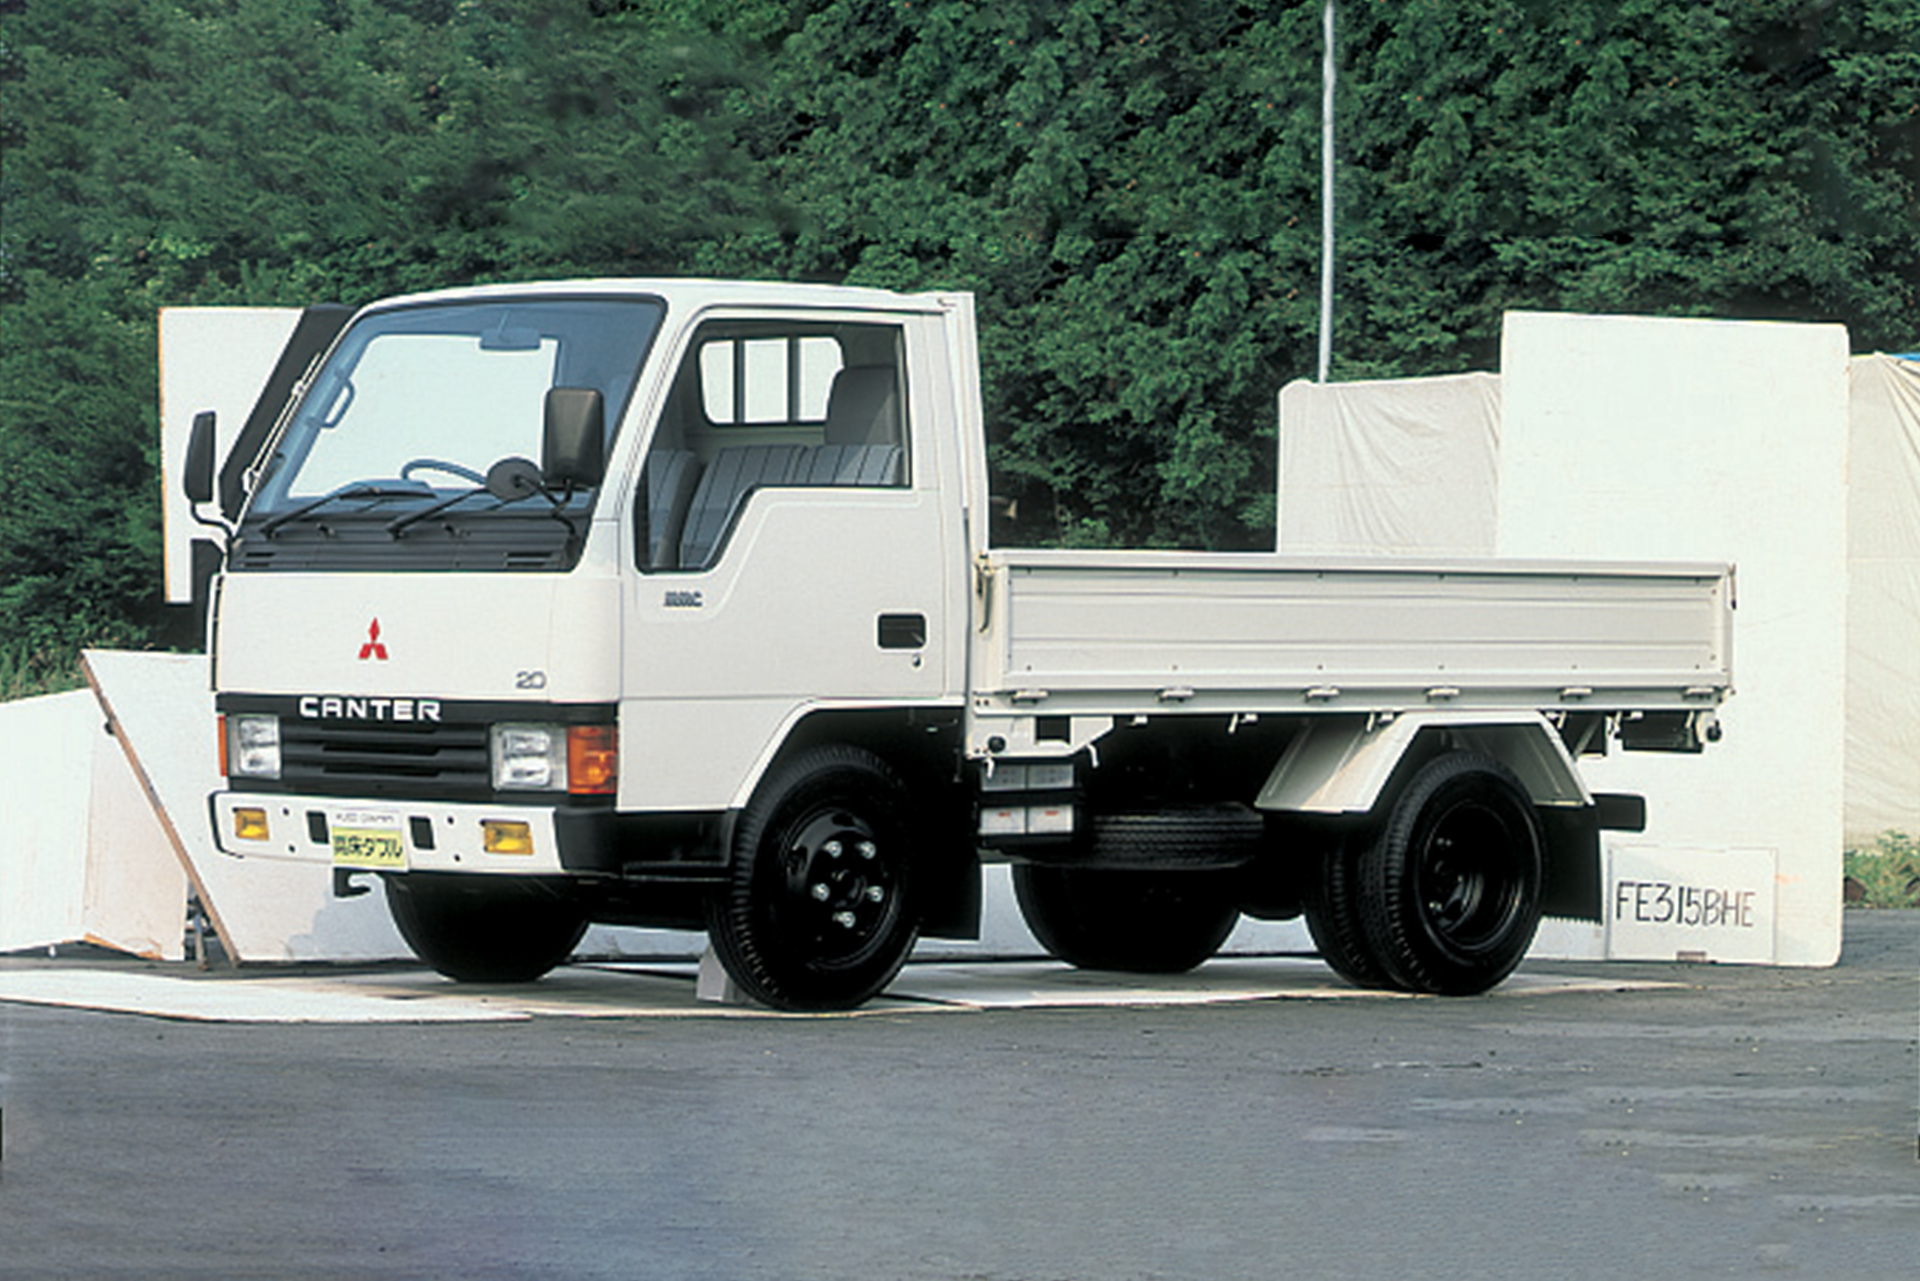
[400,458,487,486]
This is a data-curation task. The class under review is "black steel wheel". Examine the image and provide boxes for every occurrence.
[1356,751,1544,995]
[385,873,587,983]
[706,746,920,1011]
[1013,865,1239,973]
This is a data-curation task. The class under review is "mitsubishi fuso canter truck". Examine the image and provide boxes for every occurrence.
[182,278,1733,1010]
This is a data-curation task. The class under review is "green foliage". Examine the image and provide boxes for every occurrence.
[1339,0,1920,369]
[0,636,86,702]
[704,0,1326,547]
[0,275,161,655]
[1844,830,1920,908]
[2,0,1916,655]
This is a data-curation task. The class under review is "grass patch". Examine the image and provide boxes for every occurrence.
[0,640,87,702]
[1844,830,1920,908]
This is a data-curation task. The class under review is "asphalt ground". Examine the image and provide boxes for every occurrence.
[1,912,1915,1281]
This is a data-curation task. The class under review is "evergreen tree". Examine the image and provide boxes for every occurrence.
[1,0,1913,678]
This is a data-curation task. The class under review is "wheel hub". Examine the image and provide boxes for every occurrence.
[1417,801,1521,948]
[779,809,897,960]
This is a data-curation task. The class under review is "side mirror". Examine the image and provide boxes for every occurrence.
[543,388,605,488]
[184,410,217,504]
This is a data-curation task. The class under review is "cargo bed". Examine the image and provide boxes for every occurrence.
[973,549,1733,718]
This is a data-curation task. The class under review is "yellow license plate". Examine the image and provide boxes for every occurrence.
[331,823,404,868]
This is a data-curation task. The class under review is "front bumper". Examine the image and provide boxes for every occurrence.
[210,791,730,882]
[211,790,570,875]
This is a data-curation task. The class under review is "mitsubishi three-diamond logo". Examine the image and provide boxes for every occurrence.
[358,618,389,661]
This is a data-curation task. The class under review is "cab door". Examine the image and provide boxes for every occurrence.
[617,311,958,813]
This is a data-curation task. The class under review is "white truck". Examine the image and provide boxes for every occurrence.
[182,278,1733,1010]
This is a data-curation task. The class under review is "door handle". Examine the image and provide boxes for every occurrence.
[877,613,927,650]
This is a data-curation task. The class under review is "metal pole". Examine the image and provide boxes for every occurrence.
[1318,0,1336,383]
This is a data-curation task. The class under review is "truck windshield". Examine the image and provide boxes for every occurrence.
[250,297,663,527]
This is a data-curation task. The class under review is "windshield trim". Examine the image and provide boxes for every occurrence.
[248,293,665,510]
[236,292,666,572]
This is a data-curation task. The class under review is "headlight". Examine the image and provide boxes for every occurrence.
[226,714,281,780]
[489,722,618,794]
[491,723,567,791]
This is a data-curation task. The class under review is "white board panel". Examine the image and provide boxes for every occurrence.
[159,307,302,602]
[0,690,95,952]
[1499,311,1849,966]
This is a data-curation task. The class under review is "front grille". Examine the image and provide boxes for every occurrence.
[279,719,492,800]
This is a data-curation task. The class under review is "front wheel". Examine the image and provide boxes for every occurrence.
[1013,865,1239,973]
[1356,752,1544,995]
[385,873,587,983]
[706,746,921,1011]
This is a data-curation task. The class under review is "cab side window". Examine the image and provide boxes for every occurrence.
[637,321,907,571]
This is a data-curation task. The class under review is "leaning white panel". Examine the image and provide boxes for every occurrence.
[84,711,189,959]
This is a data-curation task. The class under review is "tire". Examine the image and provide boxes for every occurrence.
[1085,805,1268,870]
[1355,752,1544,995]
[1013,864,1239,973]
[1302,826,1397,989]
[385,873,588,983]
[706,746,921,1011]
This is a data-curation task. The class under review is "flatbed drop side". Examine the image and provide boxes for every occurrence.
[183,279,1732,1010]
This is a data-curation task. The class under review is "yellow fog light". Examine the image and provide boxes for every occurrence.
[233,807,270,841]
[483,820,534,855]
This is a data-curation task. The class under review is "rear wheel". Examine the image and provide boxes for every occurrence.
[1356,752,1544,995]
[1013,865,1239,973]
[1303,826,1396,989]
[707,746,921,1011]
[385,873,587,983]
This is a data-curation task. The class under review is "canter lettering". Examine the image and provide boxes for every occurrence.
[298,696,442,722]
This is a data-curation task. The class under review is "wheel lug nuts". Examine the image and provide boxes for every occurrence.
[857,841,877,860]
[832,911,857,929]
[865,886,885,903]
[811,883,831,901]
[823,840,843,858]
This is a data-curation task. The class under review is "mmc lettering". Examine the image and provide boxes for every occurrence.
[298,695,442,722]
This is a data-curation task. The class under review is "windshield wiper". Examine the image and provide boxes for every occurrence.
[385,487,495,537]
[258,483,429,537]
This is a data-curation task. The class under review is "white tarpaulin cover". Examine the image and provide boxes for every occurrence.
[1277,372,1501,556]
[1845,354,1920,843]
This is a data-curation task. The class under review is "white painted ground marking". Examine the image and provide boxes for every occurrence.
[0,959,1681,1024]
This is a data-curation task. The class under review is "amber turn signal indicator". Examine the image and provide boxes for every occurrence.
[567,724,618,795]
